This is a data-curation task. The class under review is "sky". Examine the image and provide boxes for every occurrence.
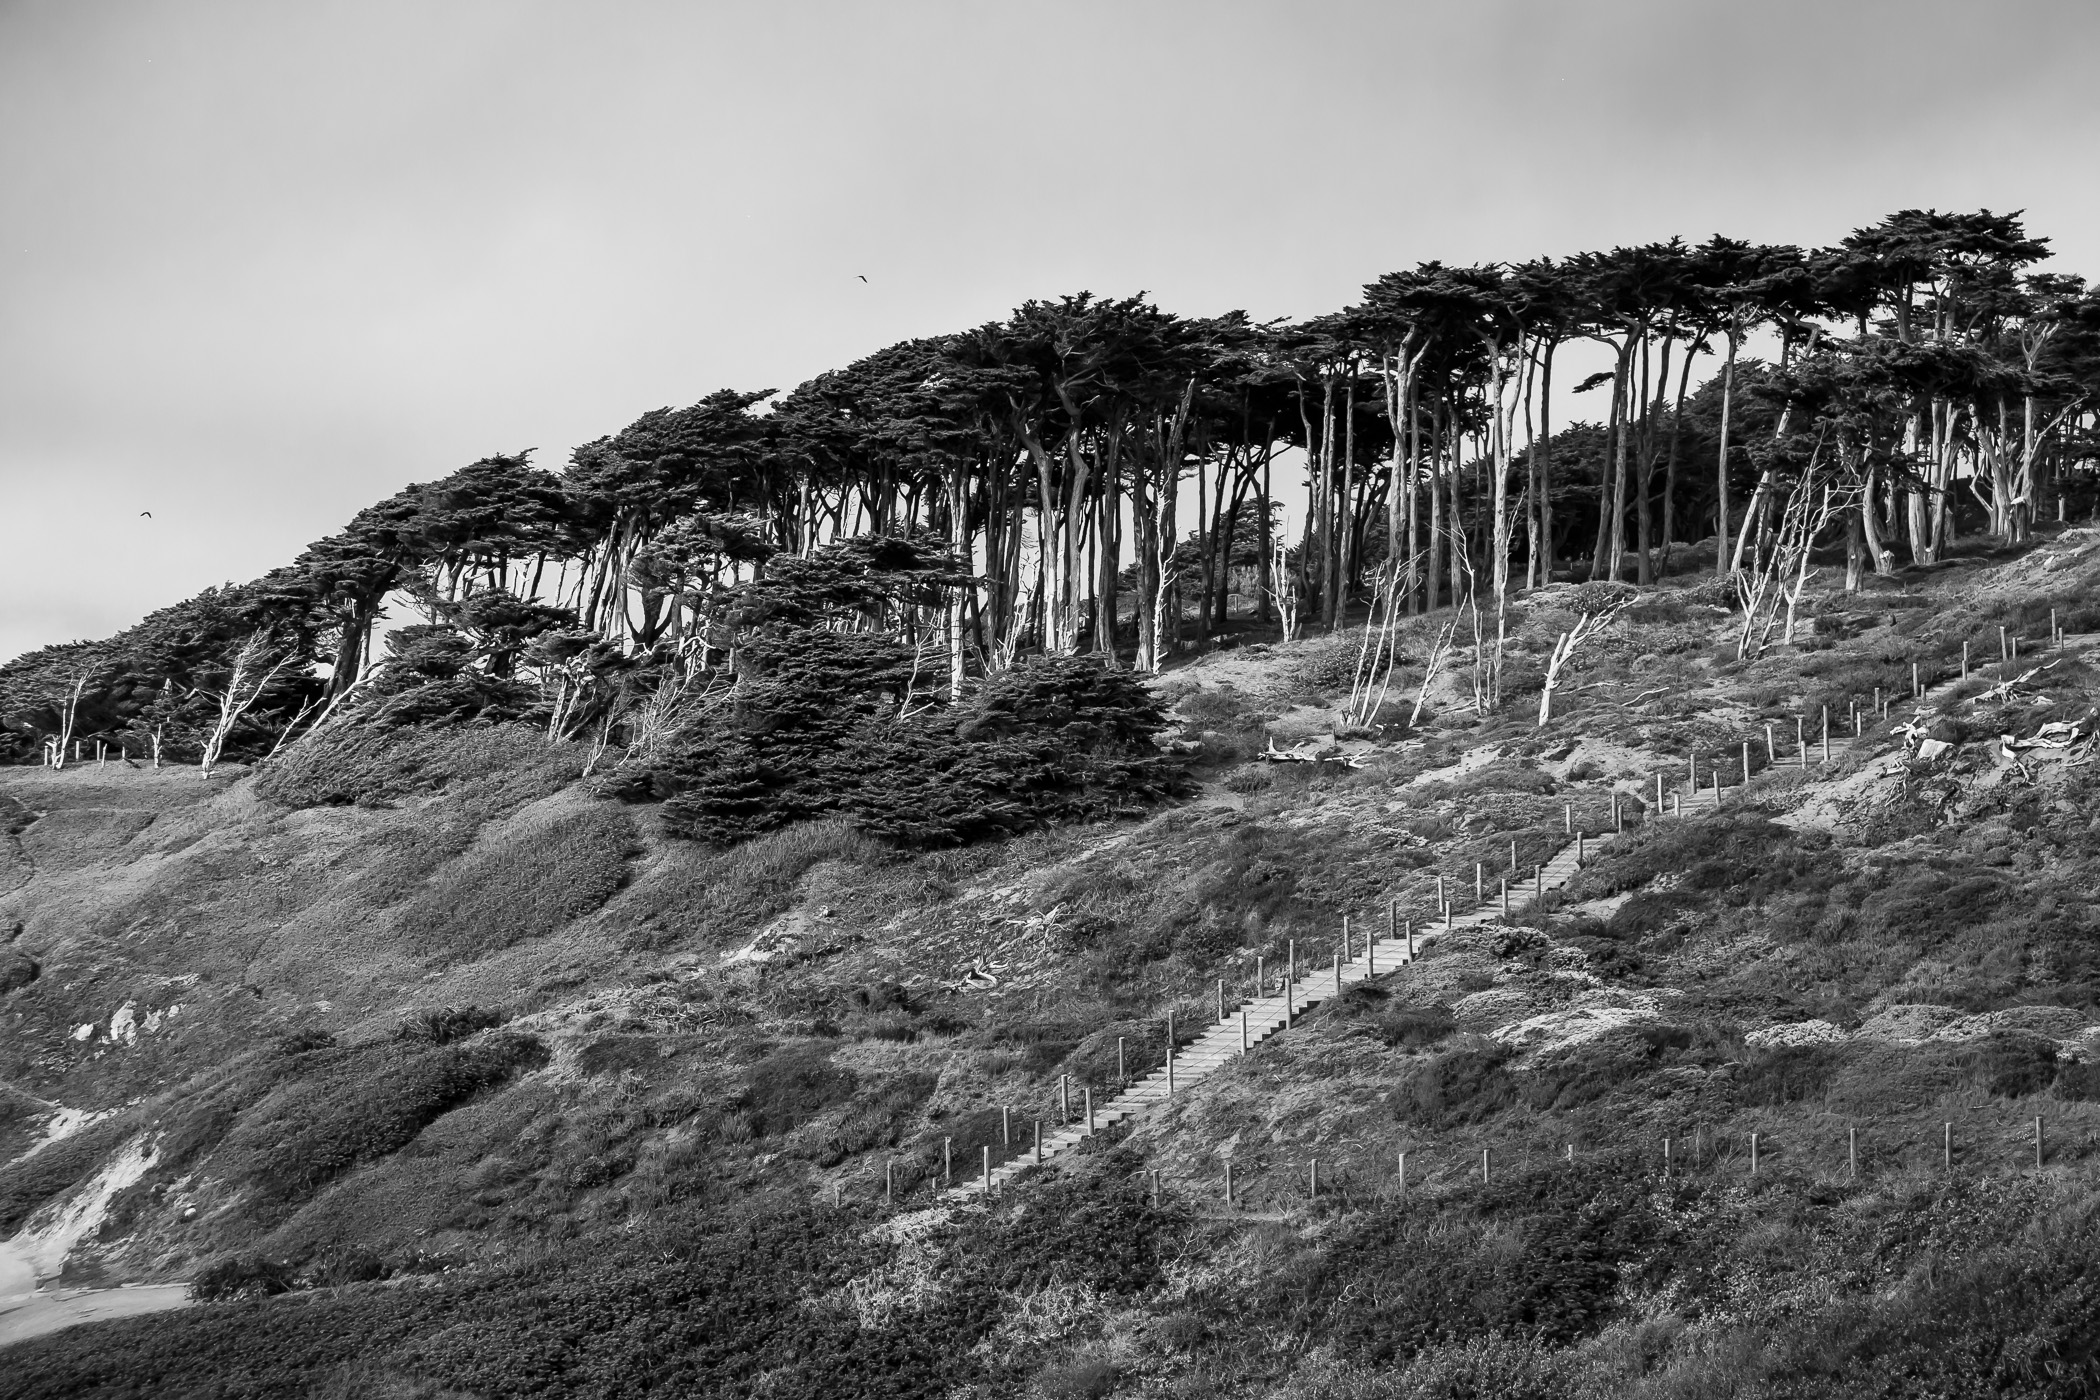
[4,0,2098,663]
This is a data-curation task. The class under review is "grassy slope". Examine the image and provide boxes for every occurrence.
[5,527,2100,1397]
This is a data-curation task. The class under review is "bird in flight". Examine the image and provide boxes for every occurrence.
[140,511,152,518]
[857,275,867,283]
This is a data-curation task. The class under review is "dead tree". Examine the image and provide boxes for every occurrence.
[199,633,291,778]
[1737,471,1851,661]
[1538,594,1632,726]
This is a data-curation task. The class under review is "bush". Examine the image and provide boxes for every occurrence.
[641,641,1188,848]
[397,1005,507,1045]
[393,803,639,958]
[233,1034,548,1205]
[190,1255,296,1302]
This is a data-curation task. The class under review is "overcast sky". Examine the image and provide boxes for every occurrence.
[4,0,2097,662]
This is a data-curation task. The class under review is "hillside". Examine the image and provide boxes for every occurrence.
[0,528,2097,1396]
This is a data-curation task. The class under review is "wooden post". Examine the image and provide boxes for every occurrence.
[2035,1115,2044,1172]
[1534,864,1542,900]
[1848,1126,1857,1180]
[1943,1121,1951,1171]
[1397,1150,1407,1194]
[1873,685,1881,718]
[1576,831,1584,863]
[1765,723,1776,764]
[1256,957,1264,998]
[2001,624,2009,662]
[1166,1012,1175,1094]
[1663,1136,1671,1179]
[1797,715,1806,769]
[1117,1037,1127,1087]
[1405,919,1414,959]
[1500,878,1509,916]
[1742,740,1751,787]
[1223,1161,1233,1209]
[1309,1157,1318,1200]
[1565,1143,1573,1166]
[1285,944,1295,1027]
[834,1181,842,1208]
[1475,862,1484,900]
[982,1146,991,1194]
[1085,1087,1094,1134]
[1713,771,1722,807]
[1002,1106,1011,1147]
[1216,978,1224,1023]
[1436,873,1445,911]
[1655,771,1664,813]
[1671,793,1680,817]
[944,1137,952,1184]
[1481,1147,1491,1185]
[1750,1132,1759,1175]
[1962,640,1969,678]
[2012,634,2019,661]
[1565,802,1572,833]
[1614,796,1623,832]
[1332,941,1341,994]
[1151,1171,1160,1207]
[885,1159,894,1201]
[1240,1009,1248,1052]
[1688,754,1696,792]
[1033,1120,1042,1165]
[1821,705,1830,762]
[1911,661,1920,698]
[1509,838,1517,873]
[1061,1074,1070,1123]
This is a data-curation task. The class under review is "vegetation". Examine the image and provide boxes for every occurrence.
[8,210,2100,1396]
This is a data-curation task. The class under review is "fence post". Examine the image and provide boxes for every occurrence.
[1656,772,1664,813]
[834,1181,842,1208]
[1742,740,1751,787]
[1500,878,1509,916]
[1397,1150,1407,1195]
[1256,956,1264,998]
[1765,723,1776,764]
[1166,1012,1176,1094]
[1475,862,1484,900]
[944,1136,952,1185]
[1962,640,1969,678]
[1664,1136,1671,1179]
[1912,661,1920,698]
[1849,1127,1857,1180]
[1576,831,1585,863]
[885,1159,894,1202]
[2001,624,2009,662]
[982,1146,991,1194]
[1405,919,1415,959]
[2036,1115,2045,1172]
[1034,1121,1042,1165]
[1565,801,1572,834]
[1750,1132,1759,1175]
[1240,1009,1248,1052]
[1943,1121,1951,1171]
[1565,1143,1573,1166]
[1151,1171,1160,1208]
[1061,1074,1070,1123]
[1534,864,1543,900]
[1117,1036,1127,1087]
[1822,705,1830,763]
[1509,838,1518,873]
[1614,797,1623,833]
[1085,1087,1094,1134]
[1482,1148,1491,1185]
[1223,1160,1233,1210]
[1002,1106,1011,1147]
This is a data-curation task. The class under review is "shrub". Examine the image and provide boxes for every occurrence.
[393,803,639,959]
[235,1034,548,1205]
[397,1005,507,1045]
[190,1254,297,1301]
[642,636,1188,849]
